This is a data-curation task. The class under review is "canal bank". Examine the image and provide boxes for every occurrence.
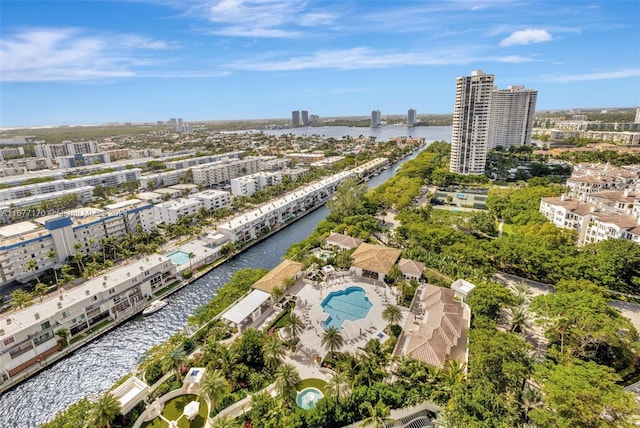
[0,142,433,427]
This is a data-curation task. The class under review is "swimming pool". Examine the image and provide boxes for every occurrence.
[296,388,323,410]
[168,250,191,265]
[321,286,372,330]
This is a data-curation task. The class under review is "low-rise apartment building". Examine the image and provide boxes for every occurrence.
[0,255,177,380]
[192,158,261,188]
[189,190,231,211]
[217,170,353,243]
[153,198,203,225]
[230,171,282,196]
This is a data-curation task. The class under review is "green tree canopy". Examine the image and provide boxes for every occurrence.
[530,360,638,428]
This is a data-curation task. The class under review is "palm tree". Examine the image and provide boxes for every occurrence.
[198,369,229,412]
[506,304,530,334]
[162,349,187,381]
[360,400,392,428]
[520,384,543,422]
[274,363,301,404]
[10,289,32,309]
[24,259,40,283]
[34,282,48,302]
[59,264,74,292]
[382,304,403,327]
[284,313,305,343]
[513,283,533,306]
[47,249,59,288]
[326,371,351,403]
[73,250,85,274]
[216,347,238,380]
[271,286,285,304]
[89,391,121,428]
[56,328,70,348]
[212,414,239,428]
[262,335,286,369]
[321,326,345,357]
[355,355,385,387]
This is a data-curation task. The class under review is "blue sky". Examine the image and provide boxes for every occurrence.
[1,0,639,127]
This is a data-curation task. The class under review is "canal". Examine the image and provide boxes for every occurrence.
[0,127,450,426]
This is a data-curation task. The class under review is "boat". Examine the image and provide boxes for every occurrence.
[143,299,167,315]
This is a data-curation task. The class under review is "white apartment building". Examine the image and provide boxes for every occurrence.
[153,188,183,200]
[136,192,163,204]
[0,147,25,161]
[0,201,156,286]
[56,152,112,169]
[164,152,242,170]
[0,255,177,380]
[566,164,640,200]
[189,189,231,211]
[487,85,537,149]
[285,153,325,165]
[191,158,261,188]
[260,157,290,171]
[540,189,640,245]
[450,70,494,174]
[282,167,309,181]
[310,156,345,169]
[168,184,199,196]
[217,171,353,243]
[35,141,99,159]
[103,199,156,232]
[139,170,187,190]
[153,198,203,225]
[0,186,95,221]
[0,169,141,202]
[230,171,282,197]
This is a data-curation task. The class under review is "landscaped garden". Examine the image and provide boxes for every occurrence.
[141,395,207,428]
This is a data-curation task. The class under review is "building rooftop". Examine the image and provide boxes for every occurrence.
[325,232,363,249]
[252,259,303,294]
[398,258,425,278]
[401,284,467,368]
[350,243,402,275]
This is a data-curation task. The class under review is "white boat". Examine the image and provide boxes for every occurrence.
[143,300,167,315]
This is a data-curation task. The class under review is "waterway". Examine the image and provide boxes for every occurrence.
[0,126,450,427]
[241,125,451,142]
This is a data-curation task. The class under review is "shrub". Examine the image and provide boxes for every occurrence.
[144,361,163,384]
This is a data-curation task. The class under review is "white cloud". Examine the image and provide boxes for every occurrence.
[499,29,552,46]
[197,0,337,38]
[227,47,536,71]
[0,27,180,82]
[544,68,640,83]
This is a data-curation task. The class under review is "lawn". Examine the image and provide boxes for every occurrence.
[297,378,327,394]
[141,394,208,428]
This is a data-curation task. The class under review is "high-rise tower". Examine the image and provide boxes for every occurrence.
[291,111,301,126]
[449,70,494,174]
[408,109,417,127]
[301,110,309,126]
[488,86,537,149]
[371,110,381,127]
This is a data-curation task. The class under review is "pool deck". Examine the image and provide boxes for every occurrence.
[286,272,408,379]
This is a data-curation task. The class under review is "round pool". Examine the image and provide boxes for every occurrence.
[296,387,324,410]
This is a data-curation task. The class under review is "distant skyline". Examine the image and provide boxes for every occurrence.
[1,0,639,127]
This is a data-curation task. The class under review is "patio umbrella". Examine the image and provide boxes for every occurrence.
[183,401,200,421]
